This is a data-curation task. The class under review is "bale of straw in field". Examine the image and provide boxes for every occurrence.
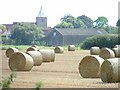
[49,49,55,62]
[100,58,120,83]
[9,52,34,71]
[114,45,120,48]
[32,45,40,50]
[79,55,104,78]
[26,51,43,66]
[54,46,64,53]
[68,45,75,51]
[112,48,120,57]
[100,48,115,59]
[6,48,19,58]
[26,46,38,51]
[39,49,55,62]
[90,47,100,55]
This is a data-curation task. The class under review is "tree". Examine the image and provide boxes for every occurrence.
[103,26,118,34]
[54,21,74,28]
[61,14,75,23]
[94,16,108,28]
[54,14,87,29]
[0,24,6,33]
[11,22,43,45]
[73,18,87,28]
[77,15,94,28]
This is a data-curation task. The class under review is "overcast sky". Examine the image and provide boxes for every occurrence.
[0,0,119,27]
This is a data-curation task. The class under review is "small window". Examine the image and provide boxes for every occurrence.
[53,32,56,36]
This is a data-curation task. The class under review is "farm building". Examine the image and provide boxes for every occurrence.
[41,28,108,46]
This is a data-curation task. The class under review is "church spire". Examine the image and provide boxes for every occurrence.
[38,6,44,17]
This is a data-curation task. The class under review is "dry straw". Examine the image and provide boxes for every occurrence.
[9,52,34,71]
[32,45,40,50]
[39,49,55,62]
[112,48,120,57]
[26,51,43,66]
[79,55,104,78]
[114,45,120,48]
[54,46,64,53]
[6,48,19,58]
[68,45,75,51]
[26,46,38,51]
[100,47,115,59]
[90,46,100,55]
[100,58,120,83]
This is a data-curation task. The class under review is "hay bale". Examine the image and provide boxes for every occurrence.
[6,48,19,58]
[68,45,75,51]
[54,46,64,53]
[79,55,104,78]
[100,58,120,83]
[100,48,115,59]
[90,47,100,55]
[49,49,55,62]
[9,52,34,71]
[114,45,120,48]
[32,45,40,50]
[26,51,43,66]
[39,49,55,62]
[26,46,38,51]
[112,48,120,57]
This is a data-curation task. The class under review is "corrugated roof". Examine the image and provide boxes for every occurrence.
[54,28,108,35]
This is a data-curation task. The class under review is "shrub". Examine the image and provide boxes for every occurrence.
[80,34,120,50]
[35,81,42,90]
[0,72,16,89]
[2,36,16,45]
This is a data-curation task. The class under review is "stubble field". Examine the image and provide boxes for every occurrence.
[1,50,118,88]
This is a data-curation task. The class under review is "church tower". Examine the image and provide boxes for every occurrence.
[36,6,47,28]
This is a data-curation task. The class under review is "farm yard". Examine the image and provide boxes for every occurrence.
[1,47,119,88]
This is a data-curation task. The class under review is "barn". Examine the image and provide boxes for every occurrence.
[41,28,108,46]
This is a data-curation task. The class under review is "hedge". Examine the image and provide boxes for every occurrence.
[80,34,120,50]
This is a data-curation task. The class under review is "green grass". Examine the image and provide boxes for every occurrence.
[1,44,81,50]
[1,45,55,50]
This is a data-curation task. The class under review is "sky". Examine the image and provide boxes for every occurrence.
[0,0,119,27]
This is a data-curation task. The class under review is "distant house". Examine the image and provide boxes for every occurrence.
[41,28,108,46]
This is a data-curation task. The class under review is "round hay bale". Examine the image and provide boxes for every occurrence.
[100,48,115,59]
[26,51,43,66]
[112,48,120,57]
[26,47,38,51]
[79,55,104,78]
[9,52,34,71]
[90,47,100,55]
[114,45,120,48]
[39,49,55,62]
[6,48,19,58]
[100,58,120,83]
[49,49,55,62]
[68,45,75,51]
[32,45,40,50]
[54,46,64,53]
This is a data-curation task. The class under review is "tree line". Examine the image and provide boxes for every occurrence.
[54,14,118,34]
